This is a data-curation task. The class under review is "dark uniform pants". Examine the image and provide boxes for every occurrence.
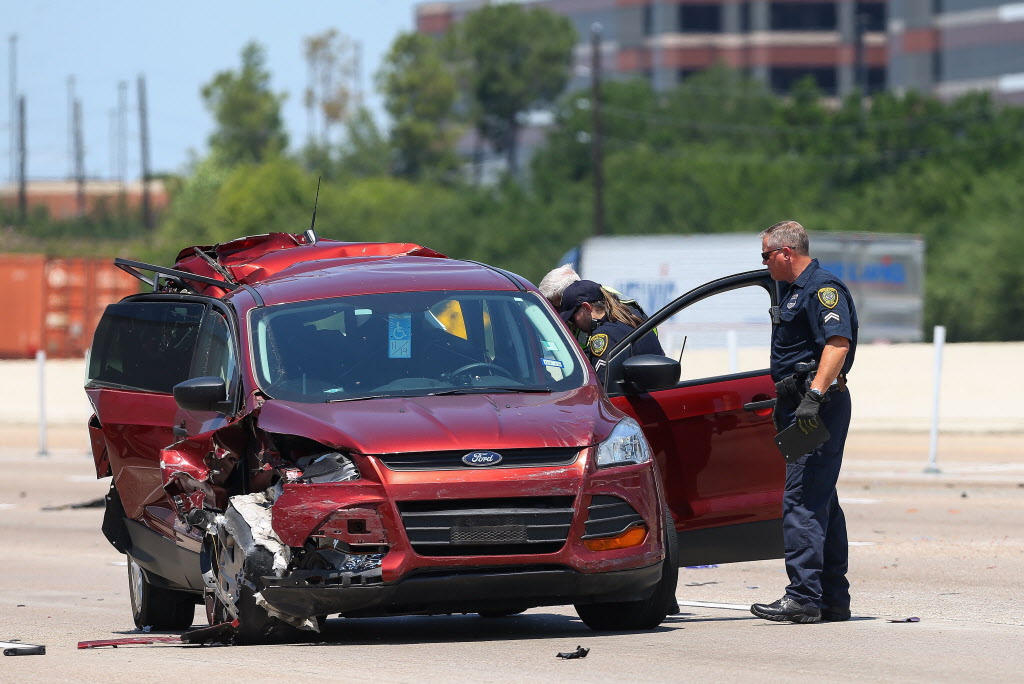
[775,389,852,609]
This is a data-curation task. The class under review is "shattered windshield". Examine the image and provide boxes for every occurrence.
[249,290,584,403]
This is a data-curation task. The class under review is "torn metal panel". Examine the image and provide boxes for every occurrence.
[77,636,180,649]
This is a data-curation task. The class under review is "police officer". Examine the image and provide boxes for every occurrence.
[558,279,664,383]
[751,220,858,624]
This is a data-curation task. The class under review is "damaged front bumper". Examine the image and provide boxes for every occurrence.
[259,561,663,618]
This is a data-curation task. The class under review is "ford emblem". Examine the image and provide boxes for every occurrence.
[462,451,503,467]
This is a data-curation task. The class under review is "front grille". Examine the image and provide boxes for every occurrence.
[397,496,575,556]
[583,495,644,539]
[376,447,581,471]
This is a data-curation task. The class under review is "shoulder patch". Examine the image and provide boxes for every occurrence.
[817,287,839,309]
[589,333,609,357]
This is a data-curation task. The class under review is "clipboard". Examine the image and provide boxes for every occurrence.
[775,421,830,463]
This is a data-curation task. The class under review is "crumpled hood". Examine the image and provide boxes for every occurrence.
[255,385,623,454]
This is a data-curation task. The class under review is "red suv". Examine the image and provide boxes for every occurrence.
[86,232,783,643]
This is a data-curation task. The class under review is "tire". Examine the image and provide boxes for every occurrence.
[127,556,196,631]
[575,506,678,631]
[202,504,293,644]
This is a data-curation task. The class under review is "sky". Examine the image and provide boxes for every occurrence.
[3,0,425,182]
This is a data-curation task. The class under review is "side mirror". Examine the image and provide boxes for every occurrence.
[173,376,228,413]
[620,355,680,394]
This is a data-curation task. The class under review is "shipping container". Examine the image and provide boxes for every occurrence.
[0,254,138,359]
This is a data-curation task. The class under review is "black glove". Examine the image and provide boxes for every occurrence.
[775,375,799,401]
[794,390,824,435]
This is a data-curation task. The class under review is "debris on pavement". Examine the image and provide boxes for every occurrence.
[181,620,240,645]
[684,565,719,569]
[78,636,182,649]
[41,497,106,511]
[684,581,720,587]
[886,617,921,623]
[2,640,46,656]
[556,645,590,659]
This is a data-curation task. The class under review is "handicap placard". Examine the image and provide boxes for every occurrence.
[388,313,411,359]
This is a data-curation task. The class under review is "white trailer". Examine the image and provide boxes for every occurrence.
[558,232,924,347]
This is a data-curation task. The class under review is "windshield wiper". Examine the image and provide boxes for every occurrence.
[326,394,396,403]
[427,387,553,396]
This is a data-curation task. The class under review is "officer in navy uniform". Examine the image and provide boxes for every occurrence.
[558,280,664,384]
[751,220,858,624]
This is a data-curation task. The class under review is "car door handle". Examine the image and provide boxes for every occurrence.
[743,399,776,411]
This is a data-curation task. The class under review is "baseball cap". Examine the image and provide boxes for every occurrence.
[558,280,604,322]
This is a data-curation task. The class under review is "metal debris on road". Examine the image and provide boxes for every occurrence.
[684,581,720,587]
[556,645,590,659]
[2,640,46,656]
[886,617,921,623]
[78,636,182,649]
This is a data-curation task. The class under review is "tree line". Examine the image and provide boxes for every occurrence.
[4,3,1023,342]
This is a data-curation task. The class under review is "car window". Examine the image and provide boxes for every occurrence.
[87,301,205,393]
[657,285,772,381]
[190,311,237,398]
[250,290,583,403]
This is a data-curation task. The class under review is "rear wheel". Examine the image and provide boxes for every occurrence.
[575,507,678,631]
[127,556,196,631]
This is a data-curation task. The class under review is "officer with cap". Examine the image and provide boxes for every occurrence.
[558,279,664,383]
[751,220,858,624]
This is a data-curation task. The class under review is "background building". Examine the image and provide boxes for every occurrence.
[417,0,1024,102]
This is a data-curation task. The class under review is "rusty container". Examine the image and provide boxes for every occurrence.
[0,254,138,359]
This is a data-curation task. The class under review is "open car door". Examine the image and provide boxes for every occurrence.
[603,271,784,566]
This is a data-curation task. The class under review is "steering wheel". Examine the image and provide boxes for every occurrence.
[448,362,514,385]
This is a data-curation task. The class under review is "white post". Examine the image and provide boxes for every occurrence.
[726,330,738,373]
[36,350,49,456]
[924,325,944,473]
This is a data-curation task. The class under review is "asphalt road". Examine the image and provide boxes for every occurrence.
[1,429,1021,682]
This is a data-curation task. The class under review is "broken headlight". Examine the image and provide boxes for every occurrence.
[595,418,652,468]
[287,452,360,484]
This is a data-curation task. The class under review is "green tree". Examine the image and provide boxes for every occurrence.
[202,42,288,165]
[456,4,576,175]
[377,32,461,180]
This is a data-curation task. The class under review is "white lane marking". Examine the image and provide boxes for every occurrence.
[0,503,16,510]
[839,498,881,504]
[677,600,750,611]
[848,541,878,546]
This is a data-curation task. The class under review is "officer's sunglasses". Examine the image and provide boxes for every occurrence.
[761,246,791,260]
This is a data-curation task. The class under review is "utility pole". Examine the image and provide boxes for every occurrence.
[854,13,868,94]
[118,80,128,188]
[9,34,16,184]
[17,96,26,223]
[73,99,86,215]
[108,108,118,179]
[67,76,76,179]
[137,74,152,229]
[590,24,605,237]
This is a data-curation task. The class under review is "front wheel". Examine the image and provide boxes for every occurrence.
[202,503,293,644]
[127,556,196,631]
[574,507,678,631]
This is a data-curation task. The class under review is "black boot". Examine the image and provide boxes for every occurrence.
[821,604,851,622]
[750,597,821,623]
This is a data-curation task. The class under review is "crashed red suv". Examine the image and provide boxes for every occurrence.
[86,232,783,643]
